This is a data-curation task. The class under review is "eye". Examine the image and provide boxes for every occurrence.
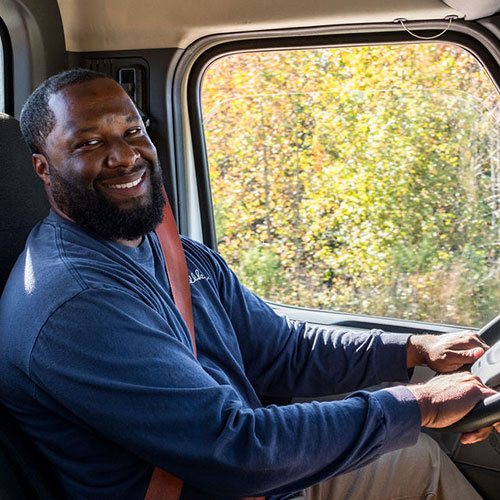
[125,127,143,137]
[77,138,101,149]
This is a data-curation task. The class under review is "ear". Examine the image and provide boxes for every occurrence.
[32,154,51,186]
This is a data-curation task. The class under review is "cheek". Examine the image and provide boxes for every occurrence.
[52,158,101,190]
[137,136,158,157]
[141,145,160,168]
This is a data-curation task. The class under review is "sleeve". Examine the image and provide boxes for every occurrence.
[206,246,413,398]
[30,286,421,497]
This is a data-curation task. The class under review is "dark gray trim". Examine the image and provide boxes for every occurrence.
[0,0,65,117]
[0,16,13,114]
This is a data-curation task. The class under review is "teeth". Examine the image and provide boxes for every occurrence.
[108,175,143,189]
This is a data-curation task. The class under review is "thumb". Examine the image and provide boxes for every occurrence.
[461,426,494,445]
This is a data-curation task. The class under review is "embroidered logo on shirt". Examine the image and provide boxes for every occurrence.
[189,269,209,284]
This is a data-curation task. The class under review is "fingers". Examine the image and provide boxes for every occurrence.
[429,348,485,373]
[447,331,488,347]
[467,332,489,351]
[451,331,489,351]
[408,372,496,428]
[461,426,494,445]
[424,331,489,373]
[460,420,500,445]
[448,346,485,362]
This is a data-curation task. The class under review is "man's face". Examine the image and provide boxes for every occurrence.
[38,78,164,242]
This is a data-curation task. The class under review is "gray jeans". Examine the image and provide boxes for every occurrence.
[296,434,481,500]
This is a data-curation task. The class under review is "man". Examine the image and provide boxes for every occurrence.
[0,69,497,500]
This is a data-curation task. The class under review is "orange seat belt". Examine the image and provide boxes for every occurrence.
[155,188,196,357]
[146,189,264,500]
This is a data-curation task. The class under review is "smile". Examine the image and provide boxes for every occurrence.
[104,172,145,190]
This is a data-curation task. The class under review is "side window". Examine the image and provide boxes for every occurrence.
[201,43,500,328]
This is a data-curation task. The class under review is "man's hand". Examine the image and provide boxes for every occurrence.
[408,372,499,444]
[461,422,500,445]
[407,331,489,372]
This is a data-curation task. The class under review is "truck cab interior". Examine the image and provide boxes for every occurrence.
[3,0,500,498]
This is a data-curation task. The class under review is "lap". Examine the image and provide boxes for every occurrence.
[304,433,481,500]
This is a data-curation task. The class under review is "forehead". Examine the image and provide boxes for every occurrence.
[48,79,140,131]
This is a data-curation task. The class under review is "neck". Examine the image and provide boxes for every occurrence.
[112,236,144,247]
[46,185,75,224]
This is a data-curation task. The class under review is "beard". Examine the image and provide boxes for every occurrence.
[48,159,165,241]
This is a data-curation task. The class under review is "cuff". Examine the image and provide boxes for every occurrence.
[375,333,412,383]
[372,385,422,455]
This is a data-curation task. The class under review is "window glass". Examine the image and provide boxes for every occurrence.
[201,43,500,327]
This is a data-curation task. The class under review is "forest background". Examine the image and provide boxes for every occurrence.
[202,43,500,327]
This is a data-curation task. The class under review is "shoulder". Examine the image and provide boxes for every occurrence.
[1,216,89,320]
[0,217,154,364]
[179,235,231,275]
[8,213,120,300]
[180,235,217,259]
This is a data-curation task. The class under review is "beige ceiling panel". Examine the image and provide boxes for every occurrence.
[57,0,461,52]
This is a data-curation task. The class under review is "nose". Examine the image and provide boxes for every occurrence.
[106,139,140,168]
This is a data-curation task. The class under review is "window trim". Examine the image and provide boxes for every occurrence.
[0,17,13,115]
[0,0,65,117]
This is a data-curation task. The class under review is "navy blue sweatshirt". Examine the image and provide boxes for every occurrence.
[0,211,420,499]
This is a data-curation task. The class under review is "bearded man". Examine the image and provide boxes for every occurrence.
[0,69,497,500]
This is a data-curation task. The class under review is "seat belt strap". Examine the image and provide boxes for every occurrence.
[146,188,264,500]
[155,187,196,355]
[145,467,183,500]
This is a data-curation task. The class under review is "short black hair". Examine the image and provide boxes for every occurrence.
[20,69,109,154]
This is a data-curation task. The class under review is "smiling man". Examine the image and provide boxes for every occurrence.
[0,69,498,500]
[24,74,165,245]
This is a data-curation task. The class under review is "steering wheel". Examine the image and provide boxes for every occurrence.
[442,314,500,433]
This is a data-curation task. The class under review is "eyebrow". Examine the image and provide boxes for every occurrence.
[74,126,98,134]
[71,114,140,135]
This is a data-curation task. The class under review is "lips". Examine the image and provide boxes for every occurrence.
[106,172,144,190]
[98,168,148,200]
[100,167,145,188]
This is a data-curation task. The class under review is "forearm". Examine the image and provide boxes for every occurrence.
[202,387,420,496]
[147,387,421,496]
[247,322,413,397]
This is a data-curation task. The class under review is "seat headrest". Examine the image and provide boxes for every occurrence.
[0,113,49,292]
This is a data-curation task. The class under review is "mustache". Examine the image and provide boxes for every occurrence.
[95,158,153,183]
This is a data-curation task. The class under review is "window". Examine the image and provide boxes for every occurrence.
[201,43,500,327]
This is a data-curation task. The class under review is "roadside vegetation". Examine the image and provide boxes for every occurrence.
[202,43,500,327]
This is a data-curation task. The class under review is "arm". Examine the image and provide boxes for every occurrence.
[209,248,500,448]
[31,287,421,497]
[205,246,412,397]
[196,242,500,443]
